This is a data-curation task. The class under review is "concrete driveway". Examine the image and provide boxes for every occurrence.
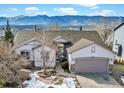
[76,73,122,88]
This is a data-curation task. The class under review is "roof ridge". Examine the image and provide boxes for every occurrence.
[114,22,124,31]
[67,37,94,53]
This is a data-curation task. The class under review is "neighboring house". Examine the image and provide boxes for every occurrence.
[113,22,124,59]
[14,38,56,68]
[0,29,5,39]
[13,30,115,72]
[13,31,56,68]
[67,36,115,74]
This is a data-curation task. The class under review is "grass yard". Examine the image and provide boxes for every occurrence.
[114,64,124,71]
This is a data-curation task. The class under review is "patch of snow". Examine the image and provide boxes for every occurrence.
[121,76,124,84]
[23,71,78,88]
[63,78,76,88]
[23,72,48,88]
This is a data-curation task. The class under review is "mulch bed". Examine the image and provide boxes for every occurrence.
[37,70,66,85]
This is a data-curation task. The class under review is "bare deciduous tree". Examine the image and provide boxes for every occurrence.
[95,17,123,43]
[47,23,61,31]
[37,30,57,75]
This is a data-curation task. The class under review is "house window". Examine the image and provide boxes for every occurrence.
[108,64,113,73]
[72,58,74,61]
[118,45,122,57]
[115,40,118,45]
[20,50,30,59]
[91,46,95,53]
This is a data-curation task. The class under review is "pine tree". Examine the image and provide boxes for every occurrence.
[4,20,14,44]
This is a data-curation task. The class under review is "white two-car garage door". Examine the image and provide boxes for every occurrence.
[75,58,108,73]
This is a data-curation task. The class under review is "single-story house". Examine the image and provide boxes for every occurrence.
[13,30,58,68]
[67,36,115,74]
[13,30,115,72]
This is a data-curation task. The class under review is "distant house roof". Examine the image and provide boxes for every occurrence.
[0,30,5,37]
[113,22,124,31]
[14,30,110,50]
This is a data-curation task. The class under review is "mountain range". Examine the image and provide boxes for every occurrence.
[0,15,124,29]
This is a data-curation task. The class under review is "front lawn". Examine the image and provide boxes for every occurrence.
[114,64,124,71]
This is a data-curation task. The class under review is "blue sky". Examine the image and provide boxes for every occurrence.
[0,4,124,17]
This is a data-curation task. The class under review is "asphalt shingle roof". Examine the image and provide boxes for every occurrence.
[14,30,110,50]
[67,38,94,53]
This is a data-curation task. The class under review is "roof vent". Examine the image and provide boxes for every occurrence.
[80,26,82,31]
[34,25,37,32]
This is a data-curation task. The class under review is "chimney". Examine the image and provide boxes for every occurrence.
[80,26,82,31]
[34,25,37,32]
[2,27,4,30]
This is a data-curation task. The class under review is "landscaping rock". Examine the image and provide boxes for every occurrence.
[17,69,31,81]
[23,71,79,88]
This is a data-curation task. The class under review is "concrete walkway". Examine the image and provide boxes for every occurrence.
[56,62,65,73]
[76,73,122,88]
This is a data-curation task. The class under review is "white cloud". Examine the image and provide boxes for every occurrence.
[54,8,78,15]
[24,7,47,15]
[24,7,39,15]
[80,4,99,9]
[91,10,116,16]
[0,14,8,17]
[41,12,48,15]
[25,7,39,11]
[9,8,18,12]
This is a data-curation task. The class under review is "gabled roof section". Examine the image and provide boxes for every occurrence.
[67,38,94,53]
[14,38,41,49]
[52,36,69,43]
[113,22,124,31]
